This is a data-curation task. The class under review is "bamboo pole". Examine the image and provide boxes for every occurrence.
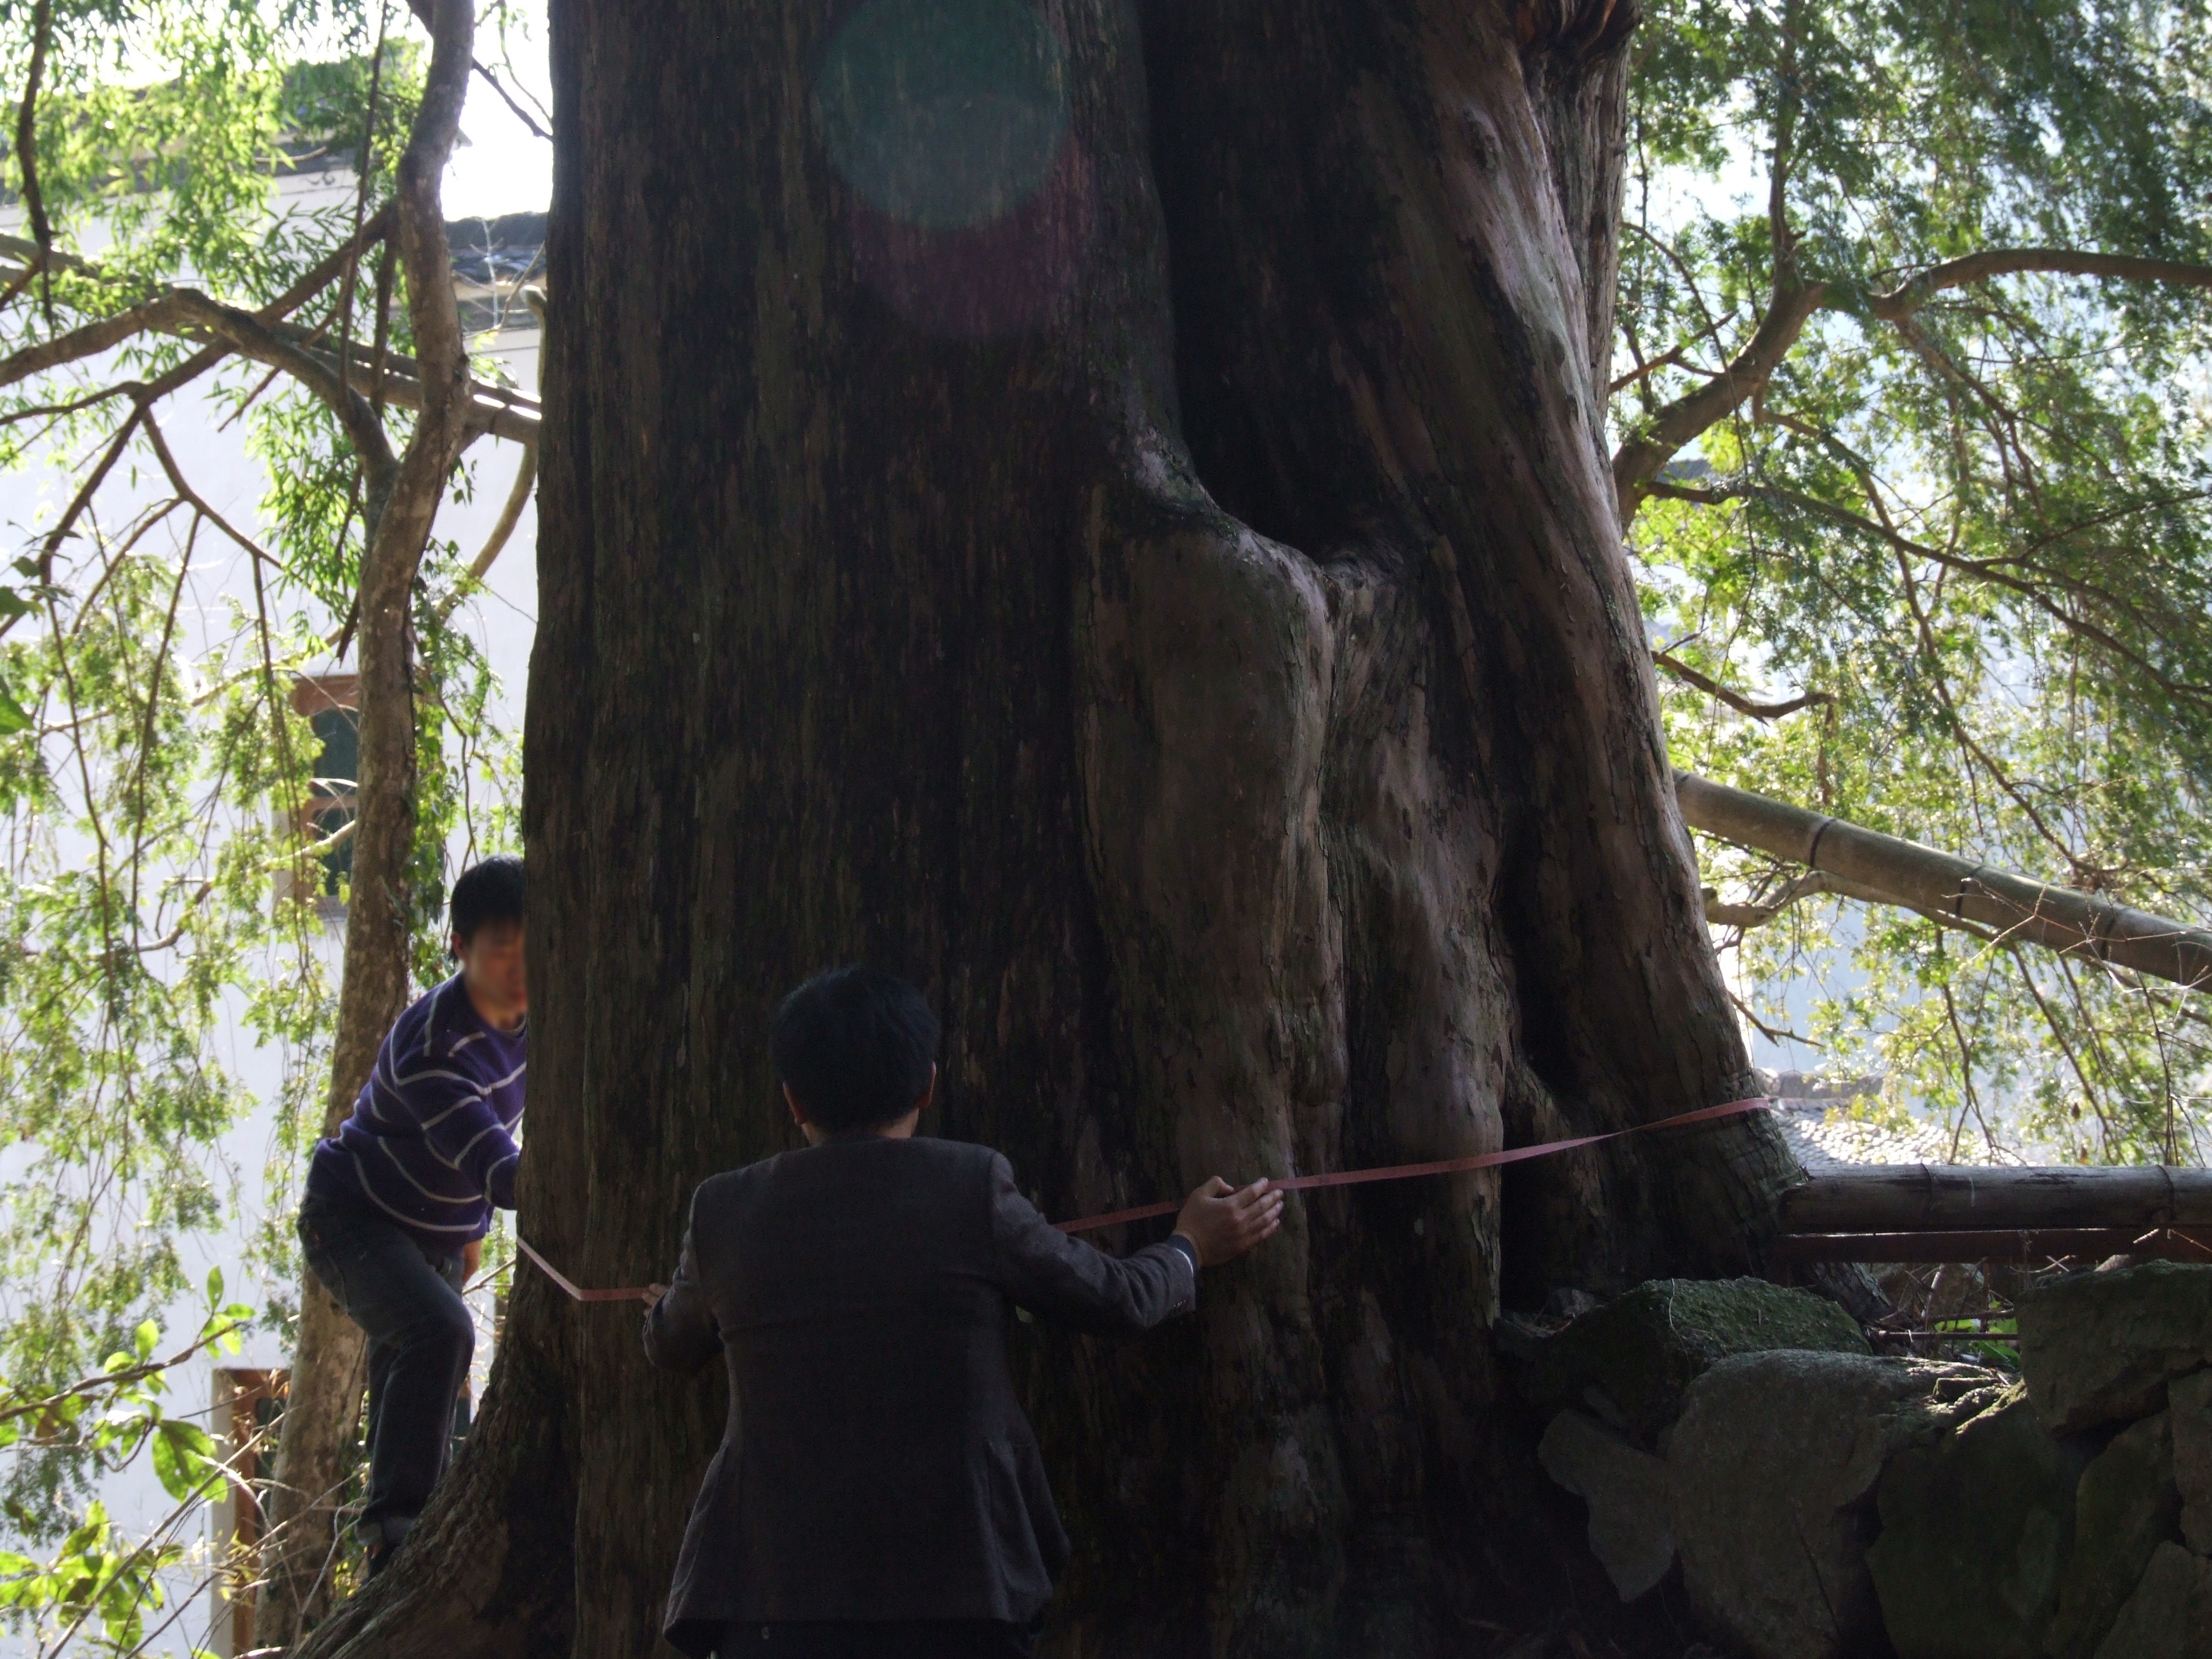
[1774,1228,2211,1263]
[1675,771,2212,990]
[1781,1164,2212,1232]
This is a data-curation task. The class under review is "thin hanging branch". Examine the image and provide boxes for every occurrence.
[12,0,55,326]
[334,1,393,408]
[470,58,549,140]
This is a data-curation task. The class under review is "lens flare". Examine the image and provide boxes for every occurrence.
[815,0,1070,230]
[815,0,1090,337]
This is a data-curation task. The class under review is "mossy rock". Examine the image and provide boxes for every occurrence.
[1866,1386,2078,1659]
[2050,1410,2181,1659]
[2092,1542,2212,1659]
[1670,1352,2000,1659]
[1526,1278,1871,1441]
[2175,1369,2212,1553]
[2018,1261,2212,1433]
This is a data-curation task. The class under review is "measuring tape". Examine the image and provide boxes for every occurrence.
[519,1096,1777,1299]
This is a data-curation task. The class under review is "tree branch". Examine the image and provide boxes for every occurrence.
[26,408,141,587]
[394,0,474,441]
[446,442,535,609]
[472,58,550,140]
[1868,249,2212,321]
[437,283,545,618]
[1704,867,2000,942]
[0,202,397,396]
[1655,649,1831,720]
[1608,342,1695,395]
[1612,245,2212,523]
[12,0,54,325]
[136,408,288,575]
[1611,280,1828,519]
[1647,478,2211,706]
[0,292,201,391]
[166,291,397,479]
[0,1317,247,1430]
[335,1,393,413]
[0,235,539,447]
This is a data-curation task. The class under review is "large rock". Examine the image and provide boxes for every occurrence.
[1528,1278,1871,1441]
[2050,1410,2180,1658]
[2172,1368,2212,1555]
[1669,1351,2003,1659]
[2092,1542,2212,1659]
[1538,1409,1674,1601]
[1865,1386,2077,1658]
[2019,1262,2212,1432]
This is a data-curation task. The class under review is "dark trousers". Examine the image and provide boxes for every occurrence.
[298,1190,474,1549]
[715,1623,1038,1658]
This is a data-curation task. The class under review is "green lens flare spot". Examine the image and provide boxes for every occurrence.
[815,0,1070,231]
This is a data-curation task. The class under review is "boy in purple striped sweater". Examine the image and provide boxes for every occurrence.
[299,856,527,1575]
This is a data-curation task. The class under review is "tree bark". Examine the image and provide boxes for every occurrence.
[306,1,1803,1654]
[256,3,479,1647]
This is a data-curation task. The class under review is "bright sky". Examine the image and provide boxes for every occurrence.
[441,4,555,219]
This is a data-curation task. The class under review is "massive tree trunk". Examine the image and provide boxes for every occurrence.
[299,1,1802,1655]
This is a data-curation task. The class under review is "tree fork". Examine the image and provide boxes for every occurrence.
[313,1,1804,1654]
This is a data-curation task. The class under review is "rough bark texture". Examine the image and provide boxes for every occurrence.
[304,2,1801,1655]
[257,3,479,1646]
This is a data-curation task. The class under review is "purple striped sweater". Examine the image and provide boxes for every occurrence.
[306,975,526,1251]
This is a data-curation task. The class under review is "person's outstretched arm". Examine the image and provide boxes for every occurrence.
[989,1154,1282,1334]
[642,1195,720,1375]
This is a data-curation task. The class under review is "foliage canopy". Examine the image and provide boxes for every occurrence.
[1618,0,2212,1164]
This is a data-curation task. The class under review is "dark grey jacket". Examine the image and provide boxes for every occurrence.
[643,1135,1197,1653]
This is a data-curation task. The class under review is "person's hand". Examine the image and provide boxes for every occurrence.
[462,1237,483,1280]
[1171,1176,1285,1268]
[644,1283,668,1309]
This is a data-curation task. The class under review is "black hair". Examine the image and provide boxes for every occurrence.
[449,855,526,944]
[771,965,940,1133]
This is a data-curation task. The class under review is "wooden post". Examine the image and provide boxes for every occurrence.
[209,1367,287,1658]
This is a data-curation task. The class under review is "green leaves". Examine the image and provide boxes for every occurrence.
[0,1499,185,1651]
[0,679,31,736]
[145,1417,216,1502]
[0,1298,252,1650]
[1623,0,2212,1159]
[0,10,528,1646]
[0,9,419,1629]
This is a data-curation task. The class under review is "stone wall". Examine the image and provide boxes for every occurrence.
[1526,1264,2212,1658]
